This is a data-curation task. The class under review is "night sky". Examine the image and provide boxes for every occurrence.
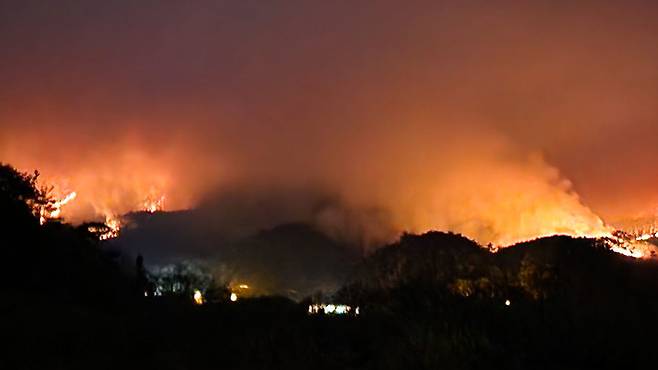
[2,1,658,246]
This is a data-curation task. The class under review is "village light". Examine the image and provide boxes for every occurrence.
[308,304,358,316]
[335,305,348,314]
[193,289,204,305]
[505,299,511,306]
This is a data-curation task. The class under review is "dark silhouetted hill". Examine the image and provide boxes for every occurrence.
[227,222,358,298]
[6,162,658,369]
[113,211,359,298]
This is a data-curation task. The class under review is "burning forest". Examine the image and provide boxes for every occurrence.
[22,157,658,260]
[3,1,658,369]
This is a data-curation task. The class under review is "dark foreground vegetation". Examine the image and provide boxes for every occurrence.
[3,162,658,370]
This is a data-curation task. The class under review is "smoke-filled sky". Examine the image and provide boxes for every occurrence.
[2,0,658,246]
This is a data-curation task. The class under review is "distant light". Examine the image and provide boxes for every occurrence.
[505,299,511,306]
[308,304,356,316]
[238,284,249,289]
[230,293,238,302]
[193,289,204,305]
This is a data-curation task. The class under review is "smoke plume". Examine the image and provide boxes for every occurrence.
[2,0,658,247]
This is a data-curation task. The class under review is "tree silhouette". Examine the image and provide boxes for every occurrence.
[0,163,51,229]
[0,162,135,308]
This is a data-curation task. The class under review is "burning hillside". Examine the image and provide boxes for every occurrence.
[34,178,167,240]
[39,191,77,225]
[23,158,658,260]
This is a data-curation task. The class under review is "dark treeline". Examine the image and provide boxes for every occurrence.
[3,162,658,370]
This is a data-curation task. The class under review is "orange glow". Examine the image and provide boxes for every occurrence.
[143,194,165,213]
[383,154,616,249]
[603,235,658,259]
[2,133,218,227]
[608,243,645,259]
[98,213,121,240]
[39,191,77,224]
[17,143,658,260]
[3,1,658,265]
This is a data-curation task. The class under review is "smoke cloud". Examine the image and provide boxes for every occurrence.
[2,0,658,247]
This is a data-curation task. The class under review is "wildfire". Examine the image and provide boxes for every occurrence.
[39,191,77,224]
[481,223,658,260]
[604,239,653,259]
[608,243,646,258]
[635,232,658,241]
[97,213,121,240]
[20,155,658,260]
[599,229,658,259]
[142,194,165,213]
[36,184,165,241]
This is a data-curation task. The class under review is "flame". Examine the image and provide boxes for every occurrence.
[635,232,658,241]
[34,172,168,238]
[605,238,654,259]
[97,213,122,240]
[28,172,165,240]
[4,141,205,228]
[608,243,646,258]
[39,191,77,224]
[142,194,165,213]
[588,222,658,259]
[12,141,658,259]
[379,153,620,251]
[600,229,658,259]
